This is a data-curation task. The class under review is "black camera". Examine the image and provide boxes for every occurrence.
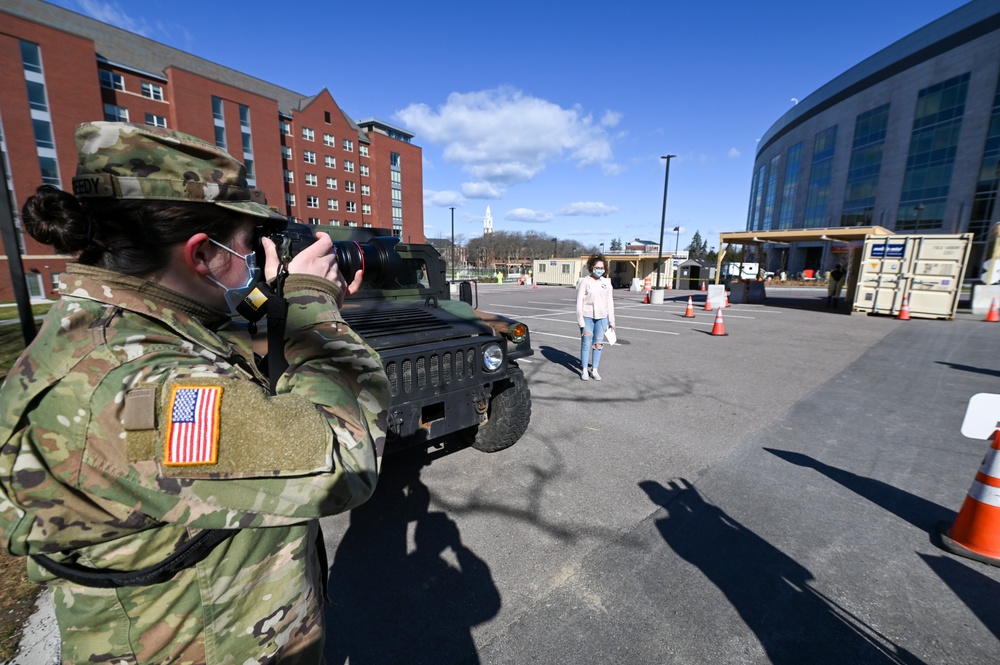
[236,219,403,323]
[258,219,403,288]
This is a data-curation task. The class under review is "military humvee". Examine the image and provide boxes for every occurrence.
[326,227,533,453]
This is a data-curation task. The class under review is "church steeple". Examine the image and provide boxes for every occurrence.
[484,206,494,235]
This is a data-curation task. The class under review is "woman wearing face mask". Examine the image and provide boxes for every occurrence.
[576,253,616,381]
[0,122,389,663]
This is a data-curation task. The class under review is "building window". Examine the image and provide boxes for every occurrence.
[212,96,224,121]
[326,177,337,189]
[302,127,314,141]
[390,152,400,168]
[38,156,60,186]
[284,170,294,183]
[305,173,318,186]
[761,154,780,231]
[308,217,321,225]
[361,184,370,196]
[145,113,167,128]
[391,189,402,202]
[803,126,838,228]
[32,119,54,149]
[969,72,1000,241]
[328,199,339,211]
[346,201,356,213]
[360,145,369,157]
[20,41,43,73]
[348,221,358,228]
[104,104,129,122]
[897,73,971,231]
[841,104,890,227]
[362,204,371,215]
[141,82,164,101]
[324,111,331,123]
[363,222,373,229]
[99,70,124,91]
[26,81,48,112]
[360,165,369,177]
[324,133,335,147]
[286,193,296,207]
[345,181,356,193]
[777,143,802,229]
[562,264,571,274]
[280,120,291,136]
[329,219,339,226]
[307,196,319,208]
[392,207,403,222]
[282,146,292,160]
[325,156,336,169]
[390,170,401,184]
[344,160,355,173]
[342,138,353,152]
[304,150,316,164]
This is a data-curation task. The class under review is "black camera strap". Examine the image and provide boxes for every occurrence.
[266,270,290,396]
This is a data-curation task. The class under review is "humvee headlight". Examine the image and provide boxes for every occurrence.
[482,343,503,372]
[510,323,527,343]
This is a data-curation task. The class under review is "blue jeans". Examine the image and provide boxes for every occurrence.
[580,317,609,371]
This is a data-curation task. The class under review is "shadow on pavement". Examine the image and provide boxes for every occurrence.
[918,554,1000,641]
[325,446,501,665]
[539,344,579,374]
[764,448,955,533]
[640,479,924,664]
[933,361,1000,378]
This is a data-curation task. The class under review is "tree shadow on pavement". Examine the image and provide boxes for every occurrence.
[764,448,955,533]
[640,479,925,665]
[918,554,1000,641]
[325,446,501,665]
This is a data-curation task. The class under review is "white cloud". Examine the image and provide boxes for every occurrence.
[506,208,553,223]
[557,202,619,217]
[462,182,503,199]
[395,87,616,187]
[728,148,741,158]
[77,0,151,35]
[602,162,625,176]
[424,190,466,207]
[601,111,622,127]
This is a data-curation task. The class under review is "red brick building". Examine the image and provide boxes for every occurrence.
[0,0,424,301]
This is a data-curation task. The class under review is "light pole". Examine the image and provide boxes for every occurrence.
[600,242,605,255]
[914,203,925,229]
[655,155,676,290]
[449,206,456,280]
[672,226,683,289]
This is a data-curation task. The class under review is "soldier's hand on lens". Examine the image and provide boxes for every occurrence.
[262,234,356,307]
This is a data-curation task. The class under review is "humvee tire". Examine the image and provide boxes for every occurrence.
[463,364,530,452]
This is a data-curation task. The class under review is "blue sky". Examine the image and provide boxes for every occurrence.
[47,0,970,251]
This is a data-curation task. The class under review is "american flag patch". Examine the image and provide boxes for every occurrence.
[164,386,223,465]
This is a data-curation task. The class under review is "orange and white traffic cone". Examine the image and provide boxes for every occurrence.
[700,281,706,292]
[703,295,713,311]
[940,431,1000,566]
[533,281,538,289]
[710,307,728,336]
[724,292,731,308]
[986,297,999,322]
[683,296,695,318]
[897,296,911,320]
[643,291,650,304]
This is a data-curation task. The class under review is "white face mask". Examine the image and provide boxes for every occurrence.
[204,238,260,314]
[593,268,605,277]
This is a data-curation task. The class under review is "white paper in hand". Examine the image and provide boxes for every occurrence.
[604,328,617,346]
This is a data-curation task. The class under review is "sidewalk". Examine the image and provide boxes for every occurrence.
[4,591,57,665]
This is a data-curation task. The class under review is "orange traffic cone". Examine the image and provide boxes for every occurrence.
[643,291,650,304]
[700,281,706,291]
[703,295,713,311]
[897,296,911,320]
[724,292,731,308]
[683,296,695,318]
[939,431,1000,566]
[533,281,538,289]
[986,297,999,322]
[710,307,728,336]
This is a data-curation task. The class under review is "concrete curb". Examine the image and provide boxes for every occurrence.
[4,590,58,665]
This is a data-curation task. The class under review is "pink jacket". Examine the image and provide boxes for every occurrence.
[576,276,615,327]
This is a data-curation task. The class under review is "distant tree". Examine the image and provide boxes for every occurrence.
[609,237,623,252]
[687,231,709,260]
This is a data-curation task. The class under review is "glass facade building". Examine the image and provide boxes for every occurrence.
[748,0,1000,275]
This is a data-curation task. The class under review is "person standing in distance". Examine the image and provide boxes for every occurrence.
[576,254,616,381]
[0,122,390,664]
[827,263,847,308]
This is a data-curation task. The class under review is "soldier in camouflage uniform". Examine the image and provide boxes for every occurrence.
[0,122,390,663]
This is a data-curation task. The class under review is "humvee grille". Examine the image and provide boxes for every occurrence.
[385,346,480,397]
[342,307,451,339]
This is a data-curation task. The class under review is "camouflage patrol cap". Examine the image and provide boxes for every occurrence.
[70,121,285,221]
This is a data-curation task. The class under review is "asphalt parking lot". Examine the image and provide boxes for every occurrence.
[12,284,1000,664]
[321,284,1000,665]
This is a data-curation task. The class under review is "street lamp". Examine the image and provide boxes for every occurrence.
[449,206,456,281]
[655,155,677,290]
[600,242,605,255]
[914,203,925,229]
[672,225,683,289]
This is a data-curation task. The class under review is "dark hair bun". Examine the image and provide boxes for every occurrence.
[21,185,91,254]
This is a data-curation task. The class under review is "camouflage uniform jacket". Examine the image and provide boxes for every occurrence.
[0,264,389,664]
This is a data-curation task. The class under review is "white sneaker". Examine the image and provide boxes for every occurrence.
[581,368,590,380]
[590,369,602,381]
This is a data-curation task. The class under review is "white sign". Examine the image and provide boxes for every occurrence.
[961,393,1000,439]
